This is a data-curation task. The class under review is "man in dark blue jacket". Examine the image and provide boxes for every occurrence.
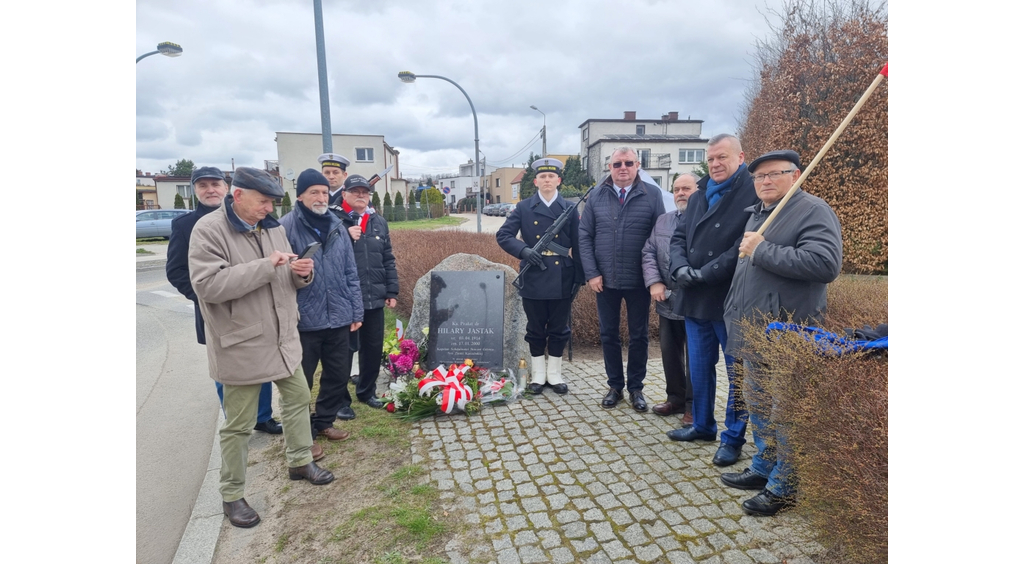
[280,169,364,435]
[579,147,665,412]
[166,166,281,435]
[668,134,760,468]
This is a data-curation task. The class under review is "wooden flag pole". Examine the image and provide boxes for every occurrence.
[739,62,888,258]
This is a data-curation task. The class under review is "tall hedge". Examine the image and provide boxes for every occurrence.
[738,0,888,274]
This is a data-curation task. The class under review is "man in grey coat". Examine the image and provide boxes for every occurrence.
[717,150,842,517]
[642,172,699,423]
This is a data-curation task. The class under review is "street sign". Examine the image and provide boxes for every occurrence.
[442,186,450,195]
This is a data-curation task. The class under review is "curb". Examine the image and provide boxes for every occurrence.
[173,410,224,564]
[137,259,167,272]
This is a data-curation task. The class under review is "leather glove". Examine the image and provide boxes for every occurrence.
[676,266,703,288]
[520,247,544,267]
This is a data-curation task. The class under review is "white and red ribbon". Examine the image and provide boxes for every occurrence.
[418,364,474,414]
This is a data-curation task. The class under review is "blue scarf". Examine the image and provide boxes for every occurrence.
[706,163,747,208]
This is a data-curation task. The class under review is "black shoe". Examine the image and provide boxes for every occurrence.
[223,498,260,528]
[721,467,769,490]
[666,426,716,442]
[362,397,383,409]
[629,391,648,412]
[550,383,568,395]
[288,462,335,485]
[254,418,282,434]
[336,406,356,421]
[527,383,544,394]
[712,444,742,467]
[742,489,793,516]
[601,388,623,408]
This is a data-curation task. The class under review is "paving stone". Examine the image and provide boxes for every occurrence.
[521,496,546,513]
[475,479,494,492]
[621,522,651,545]
[619,492,643,507]
[550,547,575,564]
[665,550,697,564]
[643,520,672,538]
[745,548,781,563]
[563,521,588,538]
[722,550,756,564]
[496,547,520,564]
[518,545,547,564]
[673,524,698,538]
[583,508,605,522]
[581,551,611,564]
[608,508,634,526]
[555,472,576,485]
[515,530,540,545]
[602,539,631,560]
[628,506,657,522]
[506,515,528,531]
[527,512,552,529]
[480,504,499,518]
[654,534,682,552]
[495,479,514,491]
[634,543,664,563]
[555,509,582,524]
[464,513,481,525]
[546,492,570,510]
[510,471,531,483]
[708,532,736,551]
[497,490,515,502]
[679,506,702,520]
[492,533,512,550]
[715,517,741,533]
[537,528,561,549]
[659,509,684,526]
[686,539,713,559]
[590,520,616,542]
[700,504,726,519]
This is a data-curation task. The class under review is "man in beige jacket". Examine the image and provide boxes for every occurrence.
[189,167,334,528]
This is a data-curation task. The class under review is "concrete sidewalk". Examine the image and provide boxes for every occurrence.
[185,357,821,564]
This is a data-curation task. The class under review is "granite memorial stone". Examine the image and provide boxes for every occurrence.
[428,270,505,368]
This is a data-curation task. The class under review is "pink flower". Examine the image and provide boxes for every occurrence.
[400,339,419,356]
[394,355,414,374]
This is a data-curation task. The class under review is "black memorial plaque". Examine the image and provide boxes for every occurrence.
[427,270,505,369]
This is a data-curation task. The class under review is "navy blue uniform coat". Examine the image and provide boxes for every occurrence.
[496,192,583,300]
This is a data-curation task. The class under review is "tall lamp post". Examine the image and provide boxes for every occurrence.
[530,105,546,157]
[136,41,183,63]
[398,71,481,233]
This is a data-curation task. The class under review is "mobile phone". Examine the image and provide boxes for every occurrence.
[297,241,321,260]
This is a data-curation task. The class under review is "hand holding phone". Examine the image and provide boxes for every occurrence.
[296,241,321,260]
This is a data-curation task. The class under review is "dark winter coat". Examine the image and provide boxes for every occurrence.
[669,168,760,320]
[166,202,219,344]
[723,189,843,358]
[496,191,584,300]
[333,208,399,310]
[279,206,364,332]
[579,175,665,290]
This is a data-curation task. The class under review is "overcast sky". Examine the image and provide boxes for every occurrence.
[136,0,790,177]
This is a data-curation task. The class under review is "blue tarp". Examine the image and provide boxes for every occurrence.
[765,322,888,355]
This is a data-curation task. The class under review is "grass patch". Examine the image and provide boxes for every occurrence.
[136,237,169,244]
[136,248,155,255]
[274,533,289,553]
[388,217,464,231]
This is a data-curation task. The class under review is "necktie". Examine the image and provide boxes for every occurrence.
[619,188,626,205]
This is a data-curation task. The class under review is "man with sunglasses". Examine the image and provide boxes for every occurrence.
[579,147,665,412]
[667,134,759,469]
[719,149,842,516]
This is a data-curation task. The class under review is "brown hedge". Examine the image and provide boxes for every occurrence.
[390,229,661,347]
[738,0,888,274]
[738,275,887,563]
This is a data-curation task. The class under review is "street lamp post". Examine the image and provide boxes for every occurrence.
[136,41,183,64]
[398,71,482,233]
[530,105,546,157]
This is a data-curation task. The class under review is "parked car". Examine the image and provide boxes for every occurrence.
[136,209,191,239]
[497,203,515,216]
[482,204,501,216]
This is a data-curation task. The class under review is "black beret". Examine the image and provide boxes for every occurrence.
[191,166,224,184]
[231,167,285,198]
[296,168,329,196]
[343,174,373,192]
[748,150,801,173]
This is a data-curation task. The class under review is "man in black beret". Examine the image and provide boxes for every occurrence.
[166,166,282,435]
[718,150,843,516]
[189,166,334,528]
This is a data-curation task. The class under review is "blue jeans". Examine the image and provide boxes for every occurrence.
[745,362,794,496]
[216,381,273,424]
[595,287,650,393]
[684,317,747,447]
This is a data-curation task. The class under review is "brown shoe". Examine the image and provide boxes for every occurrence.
[311,442,326,461]
[319,426,351,441]
[652,401,684,416]
[289,462,335,485]
[223,498,260,528]
[681,411,694,425]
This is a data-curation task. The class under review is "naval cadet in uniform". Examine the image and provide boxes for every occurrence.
[496,157,584,395]
[319,153,350,208]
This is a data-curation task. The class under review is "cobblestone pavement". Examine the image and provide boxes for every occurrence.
[415,357,823,564]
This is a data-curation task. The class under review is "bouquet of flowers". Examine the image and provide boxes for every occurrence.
[382,322,428,379]
[382,361,521,421]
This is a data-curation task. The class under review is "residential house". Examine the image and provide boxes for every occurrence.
[276,132,402,202]
[136,170,158,209]
[579,111,707,190]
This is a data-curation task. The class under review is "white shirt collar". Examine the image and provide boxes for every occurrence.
[538,191,557,207]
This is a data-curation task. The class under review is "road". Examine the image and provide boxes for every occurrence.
[137,266,220,564]
[444,212,506,233]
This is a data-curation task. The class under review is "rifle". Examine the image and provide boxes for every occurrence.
[511,185,597,291]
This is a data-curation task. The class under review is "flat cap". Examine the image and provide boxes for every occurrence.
[231,167,285,198]
[191,166,225,184]
[748,150,801,173]
[531,157,564,175]
[343,174,373,192]
[318,153,350,170]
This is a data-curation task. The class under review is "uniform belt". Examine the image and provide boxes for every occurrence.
[541,250,558,256]
[542,242,570,257]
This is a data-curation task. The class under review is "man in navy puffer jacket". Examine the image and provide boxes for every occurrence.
[280,169,364,437]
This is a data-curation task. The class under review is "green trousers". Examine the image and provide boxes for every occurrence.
[219,367,313,501]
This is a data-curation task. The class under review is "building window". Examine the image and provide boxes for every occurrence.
[636,125,646,135]
[583,127,589,142]
[652,176,662,188]
[637,149,651,169]
[679,149,705,163]
[496,178,501,187]
[356,148,374,162]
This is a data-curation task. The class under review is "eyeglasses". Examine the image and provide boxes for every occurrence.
[611,161,636,169]
[751,169,795,183]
